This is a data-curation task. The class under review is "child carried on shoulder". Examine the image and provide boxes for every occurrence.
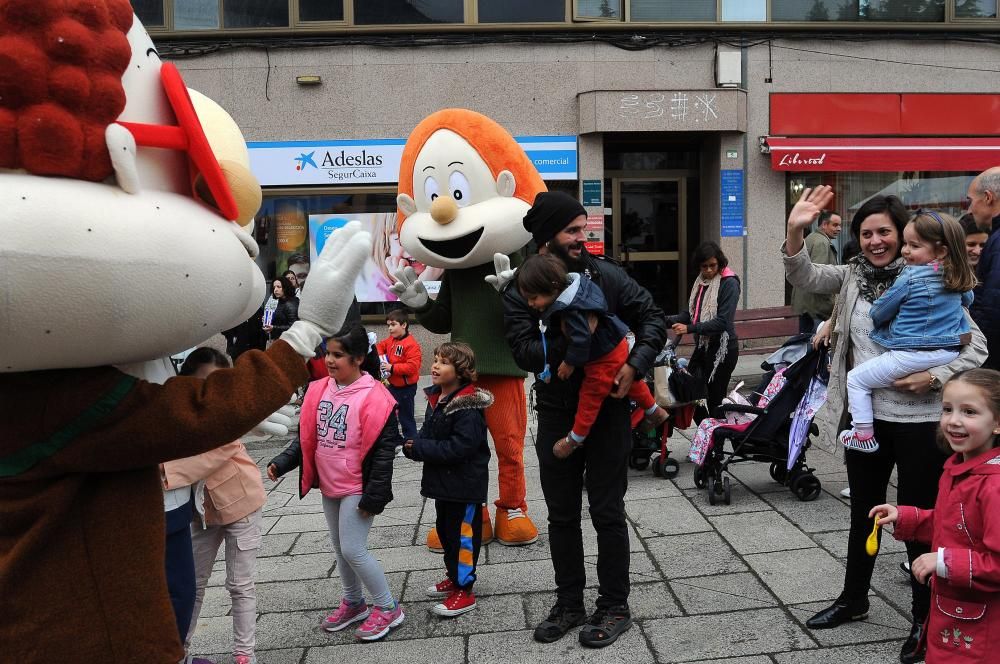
[515,254,668,459]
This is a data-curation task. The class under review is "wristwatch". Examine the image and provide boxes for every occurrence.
[929,374,942,392]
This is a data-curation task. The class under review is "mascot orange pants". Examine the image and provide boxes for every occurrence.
[476,375,528,512]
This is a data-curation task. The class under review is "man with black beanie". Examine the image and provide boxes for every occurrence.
[500,190,668,648]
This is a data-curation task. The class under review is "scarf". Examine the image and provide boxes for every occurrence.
[849,255,906,303]
[687,268,734,384]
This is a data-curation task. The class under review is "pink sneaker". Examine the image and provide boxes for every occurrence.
[232,656,255,664]
[839,428,879,453]
[322,599,370,632]
[355,603,405,641]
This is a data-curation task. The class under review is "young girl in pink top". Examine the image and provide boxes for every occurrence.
[268,325,404,641]
[870,369,1000,663]
[163,348,268,664]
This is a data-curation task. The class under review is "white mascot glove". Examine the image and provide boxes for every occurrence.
[281,221,370,358]
[390,266,430,309]
[484,253,516,293]
[249,404,295,437]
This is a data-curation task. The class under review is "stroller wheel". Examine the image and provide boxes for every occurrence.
[661,456,679,479]
[790,473,822,502]
[693,465,709,489]
[633,455,650,471]
[722,476,731,505]
[769,462,789,485]
[708,477,718,505]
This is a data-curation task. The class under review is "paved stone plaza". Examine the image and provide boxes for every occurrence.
[191,383,913,664]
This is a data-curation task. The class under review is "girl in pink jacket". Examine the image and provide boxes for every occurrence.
[268,325,404,642]
[871,369,1000,663]
[163,348,269,664]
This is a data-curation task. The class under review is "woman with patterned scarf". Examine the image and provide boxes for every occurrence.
[666,241,741,415]
[783,187,987,664]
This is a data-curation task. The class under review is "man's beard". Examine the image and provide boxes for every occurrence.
[546,239,585,272]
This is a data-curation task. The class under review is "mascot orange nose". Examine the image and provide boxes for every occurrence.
[430,195,459,225]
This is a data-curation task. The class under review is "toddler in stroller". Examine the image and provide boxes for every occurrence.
[688,335,828,505]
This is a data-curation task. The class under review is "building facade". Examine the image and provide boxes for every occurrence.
[147,0,1000,317]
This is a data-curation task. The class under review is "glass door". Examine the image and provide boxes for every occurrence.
[610,177,687,315]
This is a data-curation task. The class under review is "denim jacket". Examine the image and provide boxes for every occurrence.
[870,263,974,351]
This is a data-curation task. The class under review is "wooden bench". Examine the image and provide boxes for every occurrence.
[675,305,799,354]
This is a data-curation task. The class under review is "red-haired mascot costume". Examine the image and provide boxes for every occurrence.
[0,3,370,661]
[392,109,543,548]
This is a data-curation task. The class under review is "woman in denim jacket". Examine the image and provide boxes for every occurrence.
[840,210,977,455]
[783,187,987,664]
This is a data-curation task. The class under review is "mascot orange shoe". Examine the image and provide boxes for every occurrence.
[392,110,543,547]
[0,3,370,661]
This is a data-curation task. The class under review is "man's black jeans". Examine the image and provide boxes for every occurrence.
[535,398,631,611]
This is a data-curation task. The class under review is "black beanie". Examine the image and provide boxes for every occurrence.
[522,191,587,246]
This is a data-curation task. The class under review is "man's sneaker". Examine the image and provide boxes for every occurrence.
[533,604,587,643]
[839,429,879,454]
[432,589,477,617]
[321,599,370,632]
[355,603,404,641]
[427,578,457,598]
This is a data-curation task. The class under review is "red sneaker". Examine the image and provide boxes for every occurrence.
[432,589,477,617]
[426,577,457,598]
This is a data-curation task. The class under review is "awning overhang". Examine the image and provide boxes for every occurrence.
[765,137,1000,172]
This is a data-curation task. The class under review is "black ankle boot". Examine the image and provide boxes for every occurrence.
[805,599,870,629]
[899,621,926,663]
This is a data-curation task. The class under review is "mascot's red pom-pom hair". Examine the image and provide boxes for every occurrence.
[0,2,372,661]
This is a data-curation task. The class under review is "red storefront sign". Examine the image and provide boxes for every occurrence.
[767,93,1000,172]
[767,137,1000,172]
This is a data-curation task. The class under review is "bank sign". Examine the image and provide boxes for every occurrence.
[248,136,578,185]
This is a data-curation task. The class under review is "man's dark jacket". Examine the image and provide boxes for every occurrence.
[971,215,1000,370]
[502,251,668,412]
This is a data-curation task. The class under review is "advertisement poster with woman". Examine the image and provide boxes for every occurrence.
[309,213,443,302]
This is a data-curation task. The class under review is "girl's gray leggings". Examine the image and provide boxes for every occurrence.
[322,494,394,608]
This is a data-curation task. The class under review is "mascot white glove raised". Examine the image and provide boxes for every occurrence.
[484,253,517,293]
[390,266,430,309]
[249,404,296,437]
[281,221,370,357]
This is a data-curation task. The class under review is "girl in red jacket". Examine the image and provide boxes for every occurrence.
[871,368,1000,663]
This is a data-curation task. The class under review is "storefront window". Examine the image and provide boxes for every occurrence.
[630,0,715,21]
[299,0,345,21]
[785,170,977,259]
[479,0,566,22]
[721,0,767,21]
[224,0,289,28]
[955,0,998,17]
[354,0,464,24]
[174,0,219,30]
[133,0,165,27]
[575,0,624,19]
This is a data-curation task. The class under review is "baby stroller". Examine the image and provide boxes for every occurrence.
[628,341,697,479]
[692,337,828,505]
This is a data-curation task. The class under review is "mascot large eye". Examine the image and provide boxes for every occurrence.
[423,176,440,202]
[449,171,471,207]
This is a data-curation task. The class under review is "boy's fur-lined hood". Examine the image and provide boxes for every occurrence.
[424,383,494,414]
[444,386,494,415]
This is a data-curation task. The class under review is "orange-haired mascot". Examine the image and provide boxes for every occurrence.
[392,109,543,547]
[0,2,369,661]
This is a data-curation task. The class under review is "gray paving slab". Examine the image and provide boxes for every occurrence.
[744,548,846,604]
[468,627,654,663]
[810,529,907,559]
[773,640,903,663]
[628,495,713,538]
[682,485,776,515]
[760,490,853,533]
[709,511,817,554]
[644,608,815,662]
[669,572,779,614]
[304,636,466,664]
[254,573,407,613]
[646,531,749,578]
[725,461,792,494]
